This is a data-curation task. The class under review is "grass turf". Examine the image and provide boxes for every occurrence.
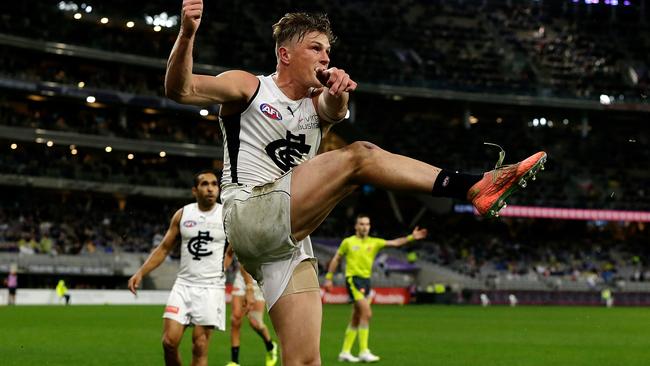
[1,304,649,365]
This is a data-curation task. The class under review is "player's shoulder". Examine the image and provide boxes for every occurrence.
[172,206,186,220]
[368,236,385,244]
[216,70,260,89]
[342,235,357,243]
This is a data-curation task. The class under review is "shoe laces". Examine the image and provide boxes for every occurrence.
[484,142,513,184]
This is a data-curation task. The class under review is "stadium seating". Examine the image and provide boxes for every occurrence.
[1,0,649,295]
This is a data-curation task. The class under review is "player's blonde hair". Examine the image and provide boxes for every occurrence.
[272,12,336,59]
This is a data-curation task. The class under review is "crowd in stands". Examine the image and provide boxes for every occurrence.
[0,45,164,97]
[0,94,222,146]
[417,214,650,286]
[2,87,648,208]
[351,94,650,211]
[0,139,215,188]
[0,187,181,255]
[1,0,650,290]
[1,0,648,100]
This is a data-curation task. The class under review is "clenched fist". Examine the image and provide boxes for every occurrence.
[181,0,203,37]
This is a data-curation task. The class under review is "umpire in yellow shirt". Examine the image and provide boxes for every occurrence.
[324,214,427,362]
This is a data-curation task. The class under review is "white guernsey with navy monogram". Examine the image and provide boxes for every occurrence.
[176,202,227,288]
[163,202,228,328]
[218,74,321,308]
[219,74,321,186]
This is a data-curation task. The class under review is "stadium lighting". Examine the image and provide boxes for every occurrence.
[153,25,162,32]
[145,12,179,28]
[496,117,503,123]
[10,143,17,150]
[100,17,109,24]
[126,21,135,28]
[599,94,611,105]
[105,146,112,152]
[86,95,96,103]
[469,115,479,124]
[69,145,76,150]
[159,151,167,157]
[127,153,134,160]
[533,118,539,127]
[71,149,78,155]
[46,141,54,147]
[540,118,547,126]
[563,119,569,125]
[78,81,85,88]
[199,109,209,116]
[27,95,46,102]
[85,5,92,13]
[35,138,45,143]
[58,1,79,11]
[73,13,82,19]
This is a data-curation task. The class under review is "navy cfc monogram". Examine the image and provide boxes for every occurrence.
[265,131,312,172]
[187,231,214,260]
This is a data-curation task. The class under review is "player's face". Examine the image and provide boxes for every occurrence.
[193,173,219,206]
[355,217,371,238]
[290,31,331,88]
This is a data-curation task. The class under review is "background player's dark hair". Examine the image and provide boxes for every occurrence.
[193,170,220,187]
[355,213,370,222]
[272,13,337,51]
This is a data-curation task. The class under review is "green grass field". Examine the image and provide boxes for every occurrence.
[1,304,649,365]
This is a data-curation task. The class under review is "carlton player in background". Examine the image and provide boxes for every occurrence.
[128,170,228,366]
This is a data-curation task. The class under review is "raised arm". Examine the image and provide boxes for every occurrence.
[384,226,428,248]
[127,208,183,294]
[165,0,259,106]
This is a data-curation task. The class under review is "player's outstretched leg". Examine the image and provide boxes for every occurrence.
[290,141,547,241]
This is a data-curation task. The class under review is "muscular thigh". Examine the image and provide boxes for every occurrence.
[291,148,358,240]
[269,291,322,359]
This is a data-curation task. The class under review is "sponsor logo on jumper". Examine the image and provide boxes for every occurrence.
[183,220,197,228]
[298,115,320,130]
[260,103,282,120]
[187,231,214,260]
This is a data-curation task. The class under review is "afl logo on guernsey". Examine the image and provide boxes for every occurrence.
[260,103,282,121]
[183,220,197,228]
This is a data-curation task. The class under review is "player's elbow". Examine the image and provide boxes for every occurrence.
[164,87,188,103]
[164,80,195,104]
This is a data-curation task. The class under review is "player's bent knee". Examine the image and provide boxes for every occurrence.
[162,335,180,351]
[344,141,382,173]
[192,336,210,356]
[231,314,242,328]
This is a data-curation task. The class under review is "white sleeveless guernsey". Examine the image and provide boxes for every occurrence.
[176,203,227,288]
[220,74,322,185]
